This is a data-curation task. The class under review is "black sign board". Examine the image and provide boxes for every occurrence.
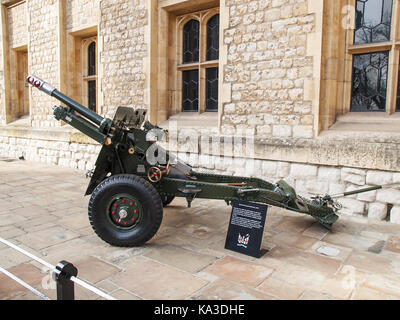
[224,200,268,258]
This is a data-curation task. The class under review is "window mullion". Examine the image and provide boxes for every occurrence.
[386,47,398,114]
[390,0,400,113]
[199,14,206,113]
[391,0,400,42]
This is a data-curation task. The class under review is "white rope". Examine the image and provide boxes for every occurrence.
[70,277,117,300]
[0,266,51,300]
[0,236,116,300]
[0,237,54,270]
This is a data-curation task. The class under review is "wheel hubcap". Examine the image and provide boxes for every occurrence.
[108,194,143,229]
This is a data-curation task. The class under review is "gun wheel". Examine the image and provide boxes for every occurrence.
[88,174,163,247]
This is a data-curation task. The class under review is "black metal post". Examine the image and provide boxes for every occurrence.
[53,260,78,300]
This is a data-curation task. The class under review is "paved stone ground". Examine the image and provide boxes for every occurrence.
[0,158,400,300]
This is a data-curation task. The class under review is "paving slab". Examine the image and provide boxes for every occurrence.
[143,244,217,273]
[0,264,44,300]
[110,259,208,299]
[192,279,276,300]
[386,236,400,254]
[15,226,81,251]
[202,256,274,287]
[257,277,304,300]
[352,286,398,300]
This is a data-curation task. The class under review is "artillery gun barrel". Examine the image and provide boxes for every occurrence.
[26,75,105,126]
[331,185,382,198]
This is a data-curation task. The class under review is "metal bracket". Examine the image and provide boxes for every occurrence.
[52,260,78,300]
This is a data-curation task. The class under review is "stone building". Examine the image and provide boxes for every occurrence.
[0,0,399,223]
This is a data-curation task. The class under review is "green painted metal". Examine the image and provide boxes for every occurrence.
[53,106,107,144]
[26,74,381,233]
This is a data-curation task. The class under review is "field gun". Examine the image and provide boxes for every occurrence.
[26,75,384,247]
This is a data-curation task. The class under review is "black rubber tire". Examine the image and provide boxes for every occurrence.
[88,174,163,247]
[161,195,175,207]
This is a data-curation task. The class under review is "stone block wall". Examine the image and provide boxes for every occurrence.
[0,128,100,170]
[221,0,315,139]
[66,0,99,32]
[100,0,148,119]
[7,0,26,49]
[28,0,60,127]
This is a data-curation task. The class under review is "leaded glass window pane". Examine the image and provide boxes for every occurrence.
[354,0,393,45]
[206,14,219,61]
[206,67,218,111]
[182,20,199,64]
[88,42,96,76]
[182,69,199,112]
[88,80,96,112]
[351,51,388,112]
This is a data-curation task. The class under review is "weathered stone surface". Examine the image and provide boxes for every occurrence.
[258,277,304,299]
[192,279,275,300]
[261,160,278,176]
[368,202,388,221]
[366,170,393,186]
[337,198,366,215]
[271,231,316,250]
[353,286,397,300]
[385,236,400,253]
[203,256,274,287]
[317,167,341,183]
[290,163,317,178]
[272,125,292,137]
[143,244,217,273]
[111,260,208,299]
[15,226,80,250]
[293,125,313,138]
[341,171,366,186]
[0,264,43,300]
[390,206,400,224]
[74,256,121,284]
[376,189,400,205]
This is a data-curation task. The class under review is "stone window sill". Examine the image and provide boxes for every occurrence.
[328,112,400,133]
[6,116,30,127]
[159,112,218,130]
[0,118,94,144]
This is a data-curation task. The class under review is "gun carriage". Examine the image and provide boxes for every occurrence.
[26,75,383,247]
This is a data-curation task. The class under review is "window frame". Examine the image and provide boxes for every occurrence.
[81,36,98,112]
[345,0,400,115]
[176,8,220,114]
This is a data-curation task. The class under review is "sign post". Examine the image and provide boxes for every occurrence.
[224,200,268,258]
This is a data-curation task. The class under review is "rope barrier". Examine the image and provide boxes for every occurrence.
[0,266,51,300]
[0,236,116,300]
[0,237,54,270]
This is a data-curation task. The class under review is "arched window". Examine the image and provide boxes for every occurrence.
[206,14,219,61]
[182,19,199,64]
[182,19,200,112]
[82,38,97,112]
[179,11,219,113]
[205,14,219,111]
[87,41,96,112]
[88,41,96,76]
